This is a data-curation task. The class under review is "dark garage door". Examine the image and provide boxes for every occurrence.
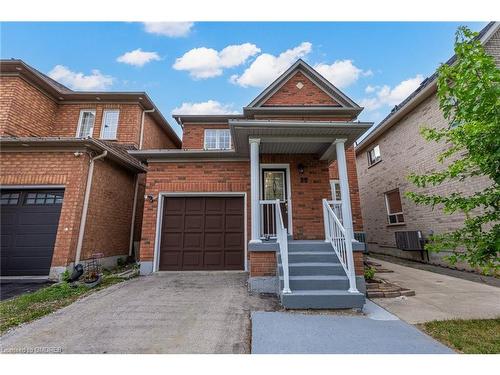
[159,196,244,270]
[1,189,64,276]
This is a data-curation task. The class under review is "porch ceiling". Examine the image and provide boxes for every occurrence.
[229,120,372,162]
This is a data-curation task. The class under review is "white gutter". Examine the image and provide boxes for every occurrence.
[128,174,140,257]
[139,108,155,150]
[74,150,108,265]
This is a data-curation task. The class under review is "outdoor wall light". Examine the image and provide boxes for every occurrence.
[145,194,156,202]
[297,163,305,174]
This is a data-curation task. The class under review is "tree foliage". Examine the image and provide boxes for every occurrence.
[406,26,500,274]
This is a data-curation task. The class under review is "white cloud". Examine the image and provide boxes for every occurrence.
[365,85,377,93]
[172,100,239,115]
[48,65,113,91]
[116,48,160,67]
[143,22,194,37]
[360,74,424,111]
[313,60,371,88]
[230,42,312,88]
[173,43,261,79]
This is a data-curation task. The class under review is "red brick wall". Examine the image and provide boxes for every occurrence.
[0,76,57,137]
[250,252,276,276]
[261,154,331,240]
[81,158,136,260]
[53,103,142,147]
[139,161,250,261]
[262,71,339,107]
[329,145,364,232]
[181,123,229,149]
[141,113,178,149]
[0,152,89,267]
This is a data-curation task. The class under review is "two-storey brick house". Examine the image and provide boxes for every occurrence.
[355,22,499,270]
[0,59,181,279]
[131,60,371,309]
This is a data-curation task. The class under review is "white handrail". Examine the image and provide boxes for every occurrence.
[322,199,358,293]
[275,199,291,294]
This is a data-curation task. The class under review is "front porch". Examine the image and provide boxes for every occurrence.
[229,119,369,308]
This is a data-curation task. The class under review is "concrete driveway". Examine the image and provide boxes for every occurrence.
[0,272,277,354]
[368,257,500,324]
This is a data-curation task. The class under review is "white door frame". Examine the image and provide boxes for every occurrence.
[259,163,293,235]
[153,192,248,272]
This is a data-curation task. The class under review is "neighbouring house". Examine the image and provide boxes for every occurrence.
[131,60,372,309]
[0,59,181,279]
[355,22,499,270]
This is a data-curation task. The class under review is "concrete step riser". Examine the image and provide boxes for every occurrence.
[279,278,349,290]
[288,244,332,252]
[280,254,339,263]
[281,293,365,309]
[279,265,345,276]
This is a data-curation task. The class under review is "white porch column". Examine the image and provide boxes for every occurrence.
[335,139,358,292]
[249,138,262,243]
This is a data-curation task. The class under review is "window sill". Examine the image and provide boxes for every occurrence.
[367,159,382,169]
[386,222,406,227]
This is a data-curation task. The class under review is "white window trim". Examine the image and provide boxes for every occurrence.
[203,129,232,150]
[100,109,120,140]
[76,109,96,138]
[384,190,405,224]
[330,179,342,203]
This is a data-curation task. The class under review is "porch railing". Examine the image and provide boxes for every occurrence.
[274,199,291,294]
[326,200,343,224]
[322,199,358,293]
[259,200,278,238]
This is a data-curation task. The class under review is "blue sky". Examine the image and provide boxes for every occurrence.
[0,22,485,136]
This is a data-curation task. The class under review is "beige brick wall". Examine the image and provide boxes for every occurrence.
[356,30,499,270]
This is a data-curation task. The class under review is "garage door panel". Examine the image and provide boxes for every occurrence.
[182,251,203,267]
[225,233,243,249]
[204,251,223,266]
[204,214,223,231]
[183,232,203,249]
[225,214,244,232]
[0,189,63,276]
[160,196,244,271]
[184,215,203,231]
[164,198,184,213]
[185,198,204,213]
[163,214,183,231]
[204,232,224,249]
[225,251,244,268]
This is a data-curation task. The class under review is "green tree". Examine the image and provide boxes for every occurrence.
[406,26,500,274]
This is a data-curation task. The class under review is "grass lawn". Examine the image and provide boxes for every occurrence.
[0,276,125,334]
[420,318,500,354]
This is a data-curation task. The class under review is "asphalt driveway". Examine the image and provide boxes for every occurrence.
[0,272,277,354]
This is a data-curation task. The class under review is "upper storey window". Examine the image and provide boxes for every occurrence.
[367,145,381,166]
[100,110,120,140]
[76,110,96,138]
[204,129,231,150]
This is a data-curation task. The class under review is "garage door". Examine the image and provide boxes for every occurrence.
[159,196,244,270]
[1,189,64,276]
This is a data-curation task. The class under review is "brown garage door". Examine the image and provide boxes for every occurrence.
[159,196,245,270]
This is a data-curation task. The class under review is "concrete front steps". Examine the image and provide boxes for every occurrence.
[277,241,365,309]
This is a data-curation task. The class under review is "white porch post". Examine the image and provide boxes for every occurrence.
[335,139,358,293]
[249,138,262,243]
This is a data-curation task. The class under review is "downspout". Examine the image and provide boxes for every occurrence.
[139,108,155,150]
[128,174,140,257]
[74,150,108,265]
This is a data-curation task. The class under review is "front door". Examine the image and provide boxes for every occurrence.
[261,169,289,237]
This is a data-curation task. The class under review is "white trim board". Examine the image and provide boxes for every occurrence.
[153,192,248,272]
